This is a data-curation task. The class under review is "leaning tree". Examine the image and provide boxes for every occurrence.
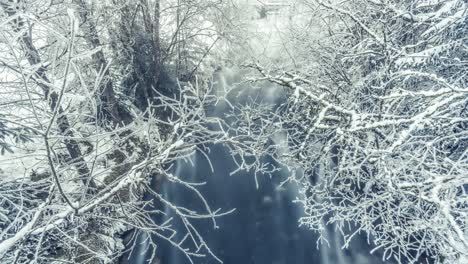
[0,0,243,263]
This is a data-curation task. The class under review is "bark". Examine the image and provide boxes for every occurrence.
[72,0,124,126]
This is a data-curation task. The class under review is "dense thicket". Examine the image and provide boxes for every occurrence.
[0,0,239,263]
[0,0,466,263]
[239,1,467,263]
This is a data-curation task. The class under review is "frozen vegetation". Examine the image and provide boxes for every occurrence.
[0,0,466,263]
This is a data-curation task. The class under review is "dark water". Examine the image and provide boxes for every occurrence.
[157,146,319,264]
[128,68,389,264]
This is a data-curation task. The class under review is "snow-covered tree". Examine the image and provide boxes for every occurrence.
[0,0,240,263]
[235,0,467,262]
[1,0,466,263]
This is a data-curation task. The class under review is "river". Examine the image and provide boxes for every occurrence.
[127,67,390,264]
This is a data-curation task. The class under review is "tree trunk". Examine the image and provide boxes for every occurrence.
[0,1,97,190]
[73,0,125,126]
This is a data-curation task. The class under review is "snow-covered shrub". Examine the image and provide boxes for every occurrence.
[237,0,467,262]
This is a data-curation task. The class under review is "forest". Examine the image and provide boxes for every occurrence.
[0,0,466,263]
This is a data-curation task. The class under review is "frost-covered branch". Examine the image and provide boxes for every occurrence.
[233,0,468,262]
